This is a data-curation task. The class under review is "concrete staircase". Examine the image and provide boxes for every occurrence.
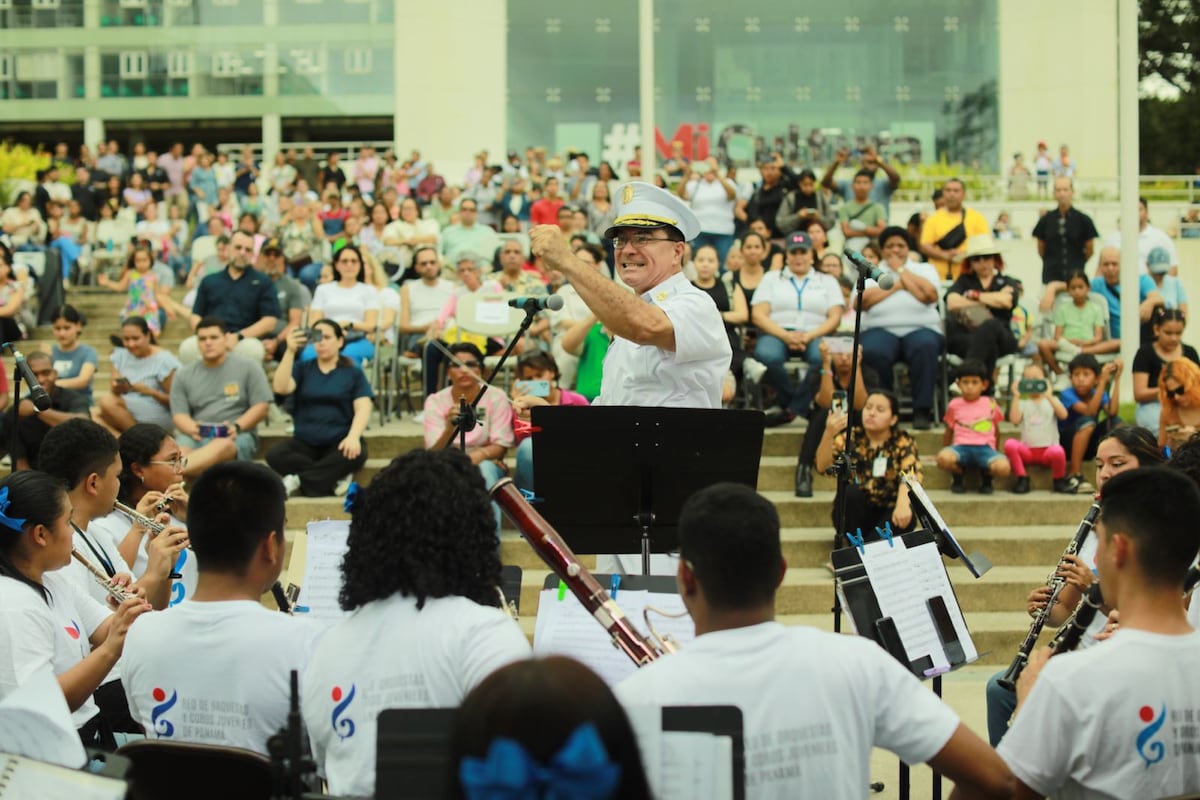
[39,289,1096,666]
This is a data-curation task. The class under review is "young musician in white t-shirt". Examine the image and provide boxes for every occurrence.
[997,467,1200,799]
[121,461,320,755]
[615,483,1014,800]
[0,470,150,749]
[301,449,530,798]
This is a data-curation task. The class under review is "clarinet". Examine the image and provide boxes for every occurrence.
[72,547,135,604]
[490,478,661,666]
[997,499,1100,691]
[1048,582,1104,654]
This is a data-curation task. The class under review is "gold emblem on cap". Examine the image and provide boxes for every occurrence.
[623,185,635,204]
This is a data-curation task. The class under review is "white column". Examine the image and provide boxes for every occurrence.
[262,113,282,157]
[1117,0,1138,398]
[638,0,655,183]
[83,117,105,149]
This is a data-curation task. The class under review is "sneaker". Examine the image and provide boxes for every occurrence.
[282,474,301,497]
[1012,476,1031,494]
[912,409,933,431]
[794,464,813,498]
[1074,476,1096,494]
[764,408,797,428]
[411,411,425,424]
[951,473,965,494]
[743,358,768,384]
[1053,477,1071,493]
[334,476,353,497]
[979,474,994,494]
[1062,474,1082,494]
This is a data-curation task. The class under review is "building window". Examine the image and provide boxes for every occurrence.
[344,48,371,76]
[0,0,11,9]
[16,52,61,81]
[31,0,60,8]
[211,51,243,77]
[167,50,191,77]
[119,50,148,78]
[0,55,10,80]
[287,48,325,75]
[119,0,147,7]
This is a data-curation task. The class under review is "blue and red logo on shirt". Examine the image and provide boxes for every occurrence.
[1136,703,1167,768]
[150,687,178,738]
[331,685,356,741]
[63,620,81,640]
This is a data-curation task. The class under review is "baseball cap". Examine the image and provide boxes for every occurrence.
[1147,246,1172,274]
[261,237,282,254]
[785,232,813,252]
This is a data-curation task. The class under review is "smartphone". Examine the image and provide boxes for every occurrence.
[831,390,848,417]
[305,328,324,343]
[826,337,853,355]
[114,376,131,388]
[1018,378,1048,395]
[518,380,551,398]
[197,423,230,439]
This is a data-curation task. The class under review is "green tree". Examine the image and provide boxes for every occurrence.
[1139,0,1200,173]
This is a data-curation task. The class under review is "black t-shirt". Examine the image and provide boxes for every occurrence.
[1031,207,1099,284]
[945,271,1017,326]
[1131,343,1200,389]
[748,182,790,238]
[694,281,741,352]
[139,166,169,202]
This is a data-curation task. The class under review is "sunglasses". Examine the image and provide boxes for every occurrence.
[1168,385,1187,398]
[451,360,482,369]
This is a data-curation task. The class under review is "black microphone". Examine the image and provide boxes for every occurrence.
[507,295,565,312]
[4,345,51,412]
[843,249,897,290]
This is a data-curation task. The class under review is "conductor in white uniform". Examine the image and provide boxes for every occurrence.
[530,182,731,408]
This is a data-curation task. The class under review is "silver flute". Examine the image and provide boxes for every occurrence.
[71,547,135,603]
[114,500,167,534]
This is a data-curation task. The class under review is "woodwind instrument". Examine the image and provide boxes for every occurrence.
[997,499,1100,691]
[490,478,662,666]
[1048,582,1104,655]
[72,547,135,603]
[114,500,167,534]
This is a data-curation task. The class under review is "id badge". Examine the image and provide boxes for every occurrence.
[872,454,888,478]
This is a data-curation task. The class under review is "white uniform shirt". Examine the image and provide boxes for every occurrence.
[89,509,197,607]
[615,622,960,800]
[1189,592,1200,629]
[753,268,844,333]
[0,571,112,728]
[597,271,731,409]
[301,593,530,798]
[860,261,944,337]
[122,600,321,755]
[998,629,1200,799]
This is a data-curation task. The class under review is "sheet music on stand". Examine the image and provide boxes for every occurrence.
[834,529,977,678]
[293,519,352,625]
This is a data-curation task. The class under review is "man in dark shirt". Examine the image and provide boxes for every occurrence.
[3,351,90,470]
[181,230,279,365]
[139,151,170,204]
[745,155,796,240]
[1033,177,1099,309]
[71,166,100,221]
[317,152,346,193]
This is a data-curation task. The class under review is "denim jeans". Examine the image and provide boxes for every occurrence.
[753,333,823,415]
[985,669,1017,746]
[860,327,944,413]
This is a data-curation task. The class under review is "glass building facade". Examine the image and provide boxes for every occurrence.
[507,0,1000,171]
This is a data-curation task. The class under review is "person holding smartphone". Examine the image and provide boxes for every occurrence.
[509,351,589,492]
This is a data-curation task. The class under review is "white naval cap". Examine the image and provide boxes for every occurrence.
[603,181,701,242]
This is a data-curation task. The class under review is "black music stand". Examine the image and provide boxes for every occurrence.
[530,407,764,574]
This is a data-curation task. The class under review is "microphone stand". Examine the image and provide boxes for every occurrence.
[437,305,540,451]
[830,270,870,634]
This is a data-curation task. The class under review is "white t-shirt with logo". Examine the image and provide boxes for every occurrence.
[89,509,197,607]
[999,629,1200,799]
[301,593,530,798]
[122,600,321,755]
[0,571,112,728]
[615,622,960,800]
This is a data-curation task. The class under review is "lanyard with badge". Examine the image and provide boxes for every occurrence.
[788,276,810,314]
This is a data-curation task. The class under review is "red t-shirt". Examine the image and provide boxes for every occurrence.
[529,198,564,226]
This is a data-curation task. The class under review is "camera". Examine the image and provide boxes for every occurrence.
[1018,378,1048,395]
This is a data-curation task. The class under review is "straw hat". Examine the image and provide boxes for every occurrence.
[963,233,1002,260]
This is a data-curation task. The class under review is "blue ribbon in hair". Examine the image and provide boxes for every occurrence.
[459,722,622,800]
[342,481,361,514]
[0,487,27,533]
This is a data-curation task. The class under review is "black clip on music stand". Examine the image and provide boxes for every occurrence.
[530,406,765,575]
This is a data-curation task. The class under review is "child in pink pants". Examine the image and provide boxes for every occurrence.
[1005,365,1070,493]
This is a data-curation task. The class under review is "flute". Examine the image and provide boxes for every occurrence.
[72,547,135,603]
[114,500,167,534]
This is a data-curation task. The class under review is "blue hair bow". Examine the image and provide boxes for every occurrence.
[342,481,361,514]
[0,486,26,534]
[459,722,622,800]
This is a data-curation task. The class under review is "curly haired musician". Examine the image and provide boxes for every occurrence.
[995,467,1200,799]
[614,482,1013,800]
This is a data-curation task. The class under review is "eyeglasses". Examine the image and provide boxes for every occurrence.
[612,234,676,250]
[1168,386,1187,398]
[148,456,188,470]
[450,360,482,369]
